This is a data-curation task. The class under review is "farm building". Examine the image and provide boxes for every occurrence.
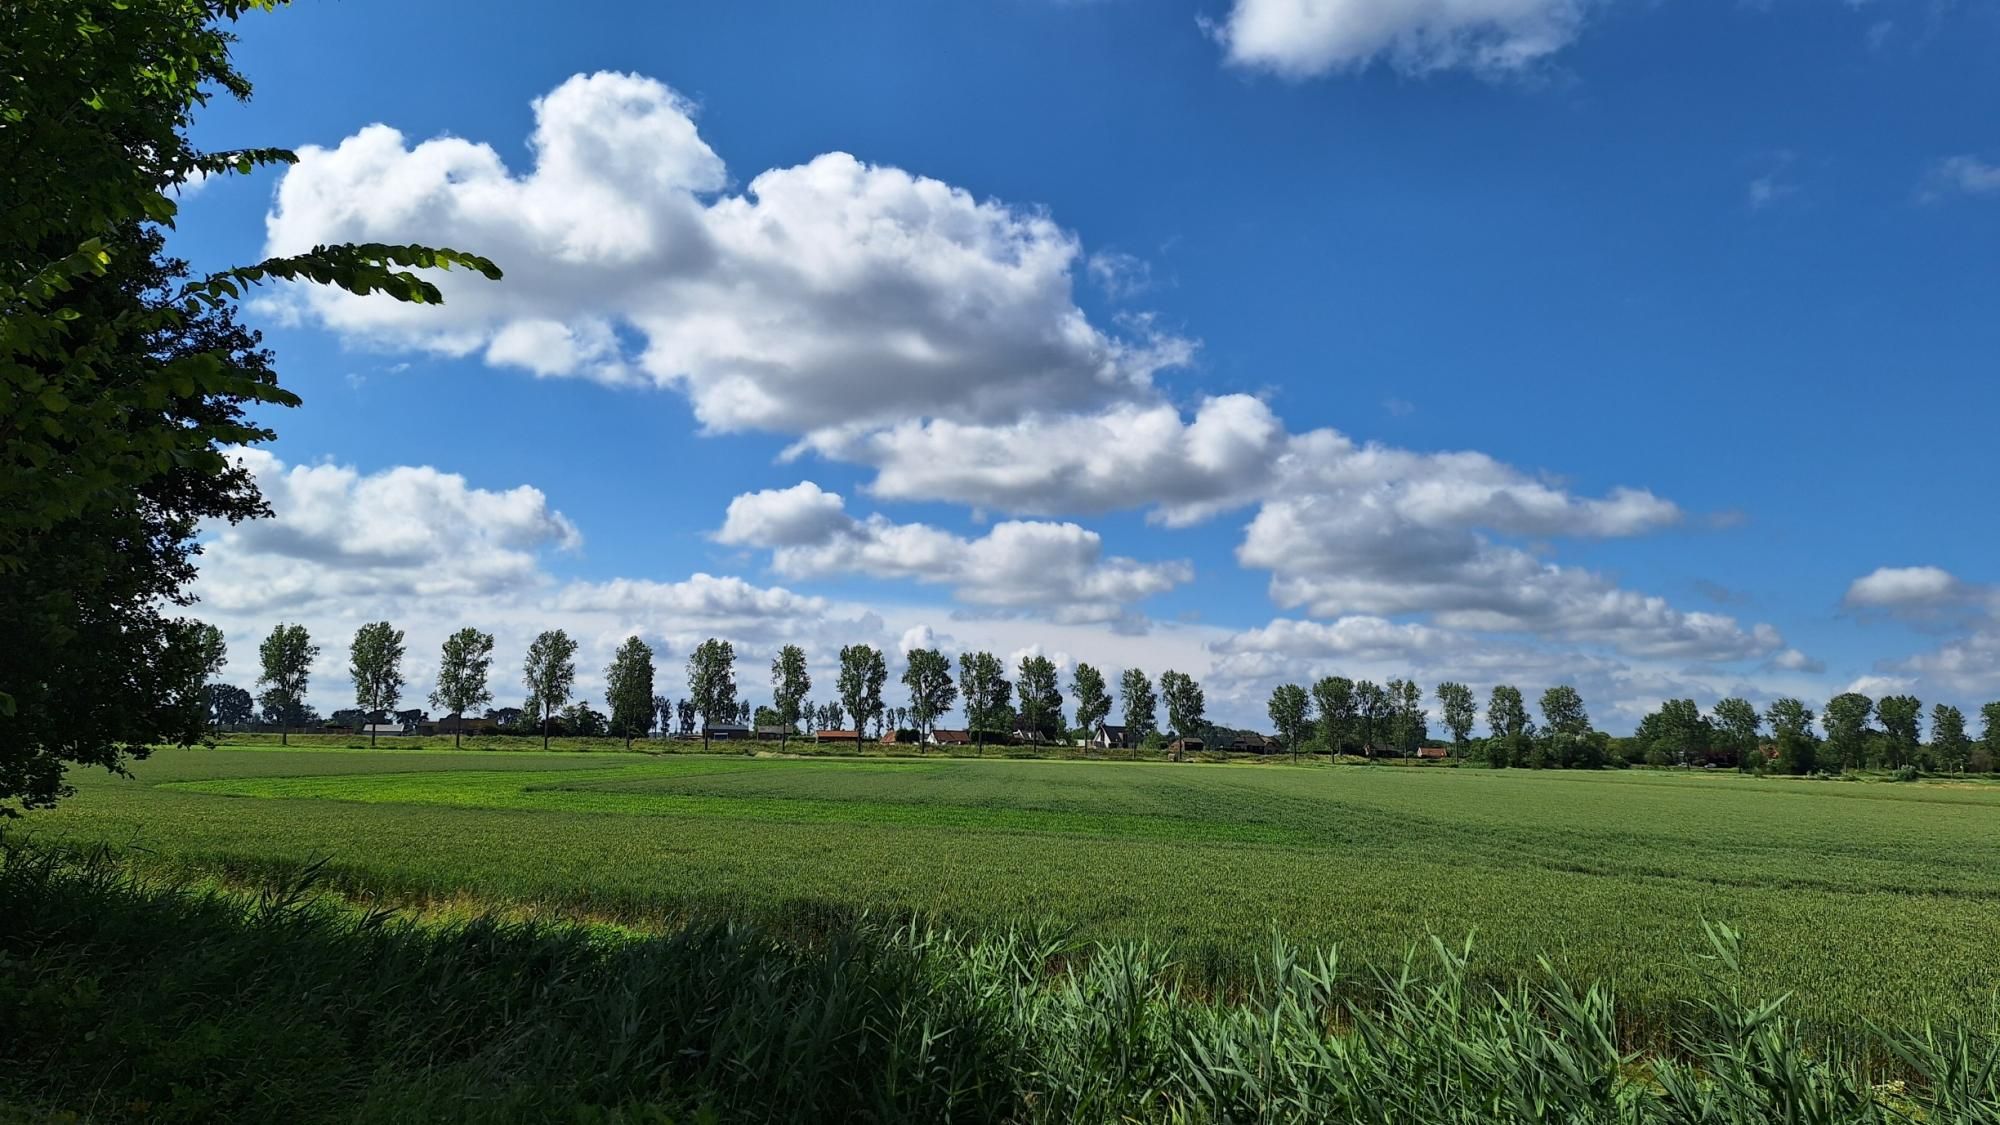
[815,729,860,743]
[704,723,751,741]
[1167,736,1205,759]
[928,728,972,747]
[754,725,792,741]
[1089,723,1132,750]
[1416,746,1449,760]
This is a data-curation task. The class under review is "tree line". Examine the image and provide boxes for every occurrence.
[1262,678,2000,774]
[224,623,1220,755]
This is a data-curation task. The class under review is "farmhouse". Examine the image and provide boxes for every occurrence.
[1227,732,1274,754]
[704,722,751,741]
[754,725,791,741]
[928,728,972,747]
[1416,746,1449,760]
[1089,723,1131,750]
[1167,736,1205,759]
[815,729,860,743]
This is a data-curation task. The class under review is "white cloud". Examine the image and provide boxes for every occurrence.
[196,450,580,617]
[717,482,1192,624]
[1920,155,2000,201]
[715,481,854,548]
[1214,0,1593,78]
[1844,565,1968,609]
[804,395,1287,525]
[1772,648,1825,674]
[264,71,1190,438]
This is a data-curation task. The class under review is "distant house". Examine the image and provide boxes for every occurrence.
[705,723,751,741]
[815,729,860,743]
[754,725,792,741]
[420,714,499,737]
[1089,723,1131,750]
[1227,733,1275,754]
[928,728,972,747]
[361,723,404,736]
[1167,736,1205,759]
[1416,746,1449,760]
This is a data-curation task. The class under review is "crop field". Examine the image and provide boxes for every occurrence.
[21,746,2000,1042]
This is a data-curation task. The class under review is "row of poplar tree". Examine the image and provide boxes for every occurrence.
[1262,679,2000,773]
[209,622,1214,752]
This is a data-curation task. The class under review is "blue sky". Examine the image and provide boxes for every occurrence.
[179,0,2000,732]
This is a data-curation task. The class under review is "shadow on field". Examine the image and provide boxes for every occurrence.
[2,838,1995,1124]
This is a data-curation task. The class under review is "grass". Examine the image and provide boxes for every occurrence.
[6,841,1998,1123]
[19,746,2000,1050]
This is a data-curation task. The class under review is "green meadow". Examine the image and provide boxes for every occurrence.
[22,746,2000,1041]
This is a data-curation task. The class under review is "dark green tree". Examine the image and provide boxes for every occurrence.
[348,621,405,748]
[1875,694,1923,769]
[523,630,578,751]
[1930,703,1970,773]
[1015,654,1064,743]
[604,636,656,749]
[1,0,497,813]
[1069,663,1111,751]
[686,638,737,753]
[769,644,810,751]
[902,648,957,751]
[1436,681,1476,754]
[255,623,316,746]
[1823,692,1874,772]
[1711,697,1762,769]
[837,645,887,749]
[1119,668,1157,743]
[1312,676,1357,755]
[429,628,495,748]
[1268,683,1312,764]
[1766,697,1819,775]
[1355,680,1390,755]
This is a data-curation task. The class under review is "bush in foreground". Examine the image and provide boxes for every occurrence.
[2,841,1995,1123]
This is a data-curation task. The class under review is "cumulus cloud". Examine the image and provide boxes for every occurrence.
[1920,155,2000,202]
[803,395,1288,525]
[717,482,1192,624]
[1772,648,1825,674]
[1844,565,1969,610]
[189,453,884,716]
[196,449,580,616]
[1214,0,1593,78]
[264,71,1189,438]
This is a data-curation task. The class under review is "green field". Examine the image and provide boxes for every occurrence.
[23,745,2000,1040]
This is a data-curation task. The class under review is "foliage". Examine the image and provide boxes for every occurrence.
[254,623,317,742]
[1267,683,1311,761]
[429,628,495,746]
[1824,693,1874,772]
[837,645,888,745]
[1875,695,1922,769]
[1118,668,1157,740]
[1436,681,1476,750]
[8,834,2000,1123]
[0,0,497,814]
[770,644,810,747]
[603,636,656,746]
[1069,663,1111,741]
[1930,703,1970,772]
[685,639,737,750]
[1313,676,1358,754]
[1355,680,1391,752]
[1159,670,1205,741]
[347,621,405,747]
[521,630,579,750]
[1387,678,1426,755]
[1014,654,1064,742]
[958,652,1012,744]
[205,683,254,728]
[901,648,957,744]
[1540,685,1591,737]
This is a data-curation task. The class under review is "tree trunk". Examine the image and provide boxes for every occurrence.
[370,723,377,749]
[542,713,550,752]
